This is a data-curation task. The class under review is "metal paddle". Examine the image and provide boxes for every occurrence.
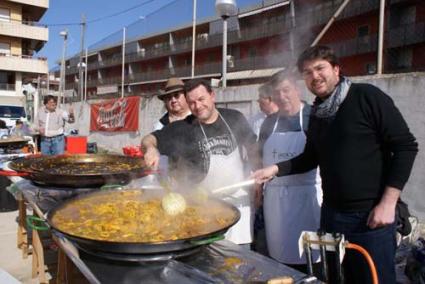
[211,179,255,195]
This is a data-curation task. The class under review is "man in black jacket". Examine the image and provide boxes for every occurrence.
[252,46,418,283]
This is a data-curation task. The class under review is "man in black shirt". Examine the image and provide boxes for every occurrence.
[252,46,418,283]
[142,79,259,246]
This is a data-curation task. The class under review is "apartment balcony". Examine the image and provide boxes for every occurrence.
[84,52,294,90]
[0,20,48,42]
[8,0,49,21]
[0,84,15,91]
[0,54,48,74]
[387,22,425,49]
[8,0,48,8]
[327,21,425,58]
[328,34,378,58]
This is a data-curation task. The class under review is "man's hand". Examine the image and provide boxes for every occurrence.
[141,134,160,169]
[144,147,160,169]
[367,186,401,229]
[39,128,45,135]
[251,165,279,184]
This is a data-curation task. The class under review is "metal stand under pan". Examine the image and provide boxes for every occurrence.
[75,244,204,262]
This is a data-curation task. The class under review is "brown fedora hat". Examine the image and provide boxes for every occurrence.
[157,77,185,100]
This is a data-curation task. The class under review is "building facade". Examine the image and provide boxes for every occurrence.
[60,0,424,99]
[0,0,48,97]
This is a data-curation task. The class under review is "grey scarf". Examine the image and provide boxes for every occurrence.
[312,76,351,118]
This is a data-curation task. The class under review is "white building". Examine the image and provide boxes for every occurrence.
[0,0,48,97]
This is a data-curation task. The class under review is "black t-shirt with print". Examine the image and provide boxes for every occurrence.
[152,108,256,183]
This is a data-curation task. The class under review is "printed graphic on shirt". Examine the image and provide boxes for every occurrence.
[198,133,236,173]
[271,149,298,161]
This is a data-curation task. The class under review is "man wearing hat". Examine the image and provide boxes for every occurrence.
[153,77,191,131]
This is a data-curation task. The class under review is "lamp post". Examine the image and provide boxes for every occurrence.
[59,30,68,106]
[77,61,87,101]
[215,0,237,88]
[191,0,197,78]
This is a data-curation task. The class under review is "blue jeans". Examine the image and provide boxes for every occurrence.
[41,135,65,155]
[321,206,396,284]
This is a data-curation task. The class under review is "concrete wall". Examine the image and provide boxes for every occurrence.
[64,72,425,220]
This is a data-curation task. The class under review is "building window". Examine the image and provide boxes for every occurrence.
[366,63,376,75]
[248,46,256,58]
[357,25,369,38]
[0,42,10,55]
[0,8,10,22]
[183,58,190,66]
[395,48,412,69]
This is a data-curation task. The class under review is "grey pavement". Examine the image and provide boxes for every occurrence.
[0,209,43,284]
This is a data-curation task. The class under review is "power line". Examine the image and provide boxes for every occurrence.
[41,0,159,27]
[87,0,156,24]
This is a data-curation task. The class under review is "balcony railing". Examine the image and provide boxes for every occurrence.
[0,20,48,42]
[326,21,425,57]
[0,84,15,91]
[8,0,48,9]
[0,53,48,74]
[83,52,294,89]
[387,22,425,49]
[328,34,378,57]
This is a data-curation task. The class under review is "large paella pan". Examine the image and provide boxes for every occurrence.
[45,188,240,254]
[3,154,151,187]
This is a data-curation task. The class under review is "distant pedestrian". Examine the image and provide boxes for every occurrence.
[37,95,74,155]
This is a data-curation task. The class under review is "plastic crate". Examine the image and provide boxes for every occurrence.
[66,136,87,154]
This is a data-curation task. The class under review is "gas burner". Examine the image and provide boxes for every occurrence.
[76,244,203,262]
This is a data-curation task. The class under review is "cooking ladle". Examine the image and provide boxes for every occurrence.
[158,176,187,216]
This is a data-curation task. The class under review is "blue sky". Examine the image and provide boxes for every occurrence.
[38,0,262,69]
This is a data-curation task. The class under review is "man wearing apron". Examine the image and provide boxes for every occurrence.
[259,71,322,271]
[142,79,260,246]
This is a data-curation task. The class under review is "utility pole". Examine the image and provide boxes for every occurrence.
[377,0,385,74]
[121,27,126,98]
[79,14,86,102]
[59,29,68,107]
[191,0,197,78]
[289,0,296,60]
[84,48,88,101]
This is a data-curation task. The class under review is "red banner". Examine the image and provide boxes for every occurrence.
[90,96,139,132]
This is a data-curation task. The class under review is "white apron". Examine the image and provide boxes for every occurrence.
[198,112,253,245]
[263,105,322,264]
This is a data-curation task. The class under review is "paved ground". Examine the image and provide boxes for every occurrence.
[0,209,39,284]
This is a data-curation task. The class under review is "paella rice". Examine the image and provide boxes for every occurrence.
[51,189,237,243]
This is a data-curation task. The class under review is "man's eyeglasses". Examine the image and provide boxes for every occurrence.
[163,92,182,101]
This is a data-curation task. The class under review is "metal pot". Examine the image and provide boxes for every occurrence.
[2,154,152,187]
[42,188,240,255]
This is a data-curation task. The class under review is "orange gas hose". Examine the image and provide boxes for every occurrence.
[346,242,379,284]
